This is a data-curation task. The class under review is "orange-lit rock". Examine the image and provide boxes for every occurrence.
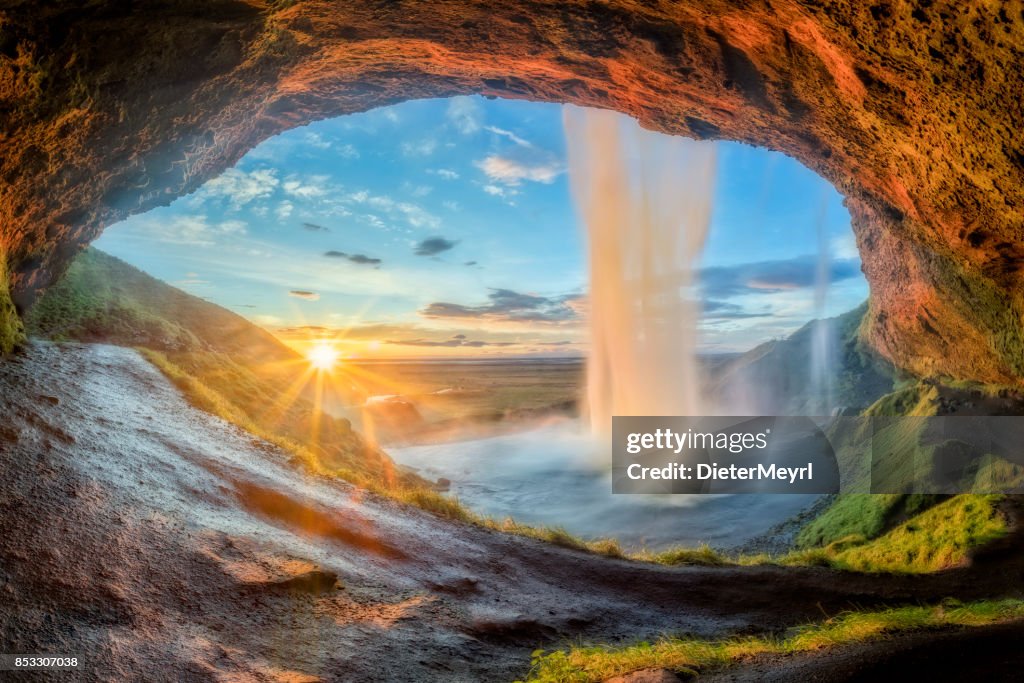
[1,1,1022,381]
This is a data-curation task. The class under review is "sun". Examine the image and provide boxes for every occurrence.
[307,342,340,371]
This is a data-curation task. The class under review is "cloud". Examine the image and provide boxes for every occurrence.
[420,288,581,324]
[702,300,772,320]
[402,183,433,198]
[432,169,460,180]
[482,184,516,199]
[464,261,477,266]
[699,256,862,298]
[303,222,330,232]
[283,175,329,199]
[446,96,483,134]
[414,237,458,256]
[218,219,247,235]
[323,250,381,266]
[203,168,279,208]
[275,201,294,220]
[336,144,360,159]
[288,290,320,301]
[485,125,532,147]
[303,132,332,150]
[400,138,438,156]
[386,334,515,348]
[144,215,248,246]
[477,152,564,185]
[344,190,440,230]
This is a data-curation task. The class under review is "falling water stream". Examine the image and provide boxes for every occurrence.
[391,109,820,549]
[563,107,718,432]
[810,194,837,415]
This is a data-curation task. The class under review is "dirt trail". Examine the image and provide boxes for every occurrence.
[1,343,1022,682]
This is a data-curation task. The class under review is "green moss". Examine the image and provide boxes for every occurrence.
[523,599,1024,682]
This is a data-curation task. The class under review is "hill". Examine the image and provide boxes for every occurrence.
[712,302,897,415]
[26,248,424,489]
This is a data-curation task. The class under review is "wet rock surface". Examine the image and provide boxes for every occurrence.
[1,342,1023,680]
[1,2,1023,381]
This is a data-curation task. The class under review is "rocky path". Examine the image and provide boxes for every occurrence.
[1,343,1022,682]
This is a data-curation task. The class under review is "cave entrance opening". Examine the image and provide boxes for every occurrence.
[26,95,874,548]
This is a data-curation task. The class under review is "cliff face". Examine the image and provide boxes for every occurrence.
[1,1,1022,381]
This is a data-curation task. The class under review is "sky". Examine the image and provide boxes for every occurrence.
[95,96,868,358]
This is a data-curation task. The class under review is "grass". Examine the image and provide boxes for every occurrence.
[824,495,1007,573]
[796,493,944,549]
[521,598,1024,682]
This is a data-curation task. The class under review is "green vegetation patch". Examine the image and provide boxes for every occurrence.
[796,493,942,549]
[825,494,1007,573]
[522,599,1024,682]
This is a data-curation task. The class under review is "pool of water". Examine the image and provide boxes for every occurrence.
[389,421,819,551]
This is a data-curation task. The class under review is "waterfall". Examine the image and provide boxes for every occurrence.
[563,107,717,434]
[809,196,835,415]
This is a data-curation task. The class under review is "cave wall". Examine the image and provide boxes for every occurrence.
[1,0,1023,382]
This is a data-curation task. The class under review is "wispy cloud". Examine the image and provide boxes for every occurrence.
[446,96,483,135]
[128,214,248,246]
[202,168,280,208]
[477,152,564,186]
[288,290,320,301]
[283,175,329,199]
[485,125,532,148]
[344,190,440,230]
[482,184,518,200]
[303,222,330,232]
[400,138,438,156]
[303,132,332,150]
[275,201,294,220]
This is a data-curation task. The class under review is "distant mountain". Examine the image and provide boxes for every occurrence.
[26,248,425,489]
[711,302,897,415]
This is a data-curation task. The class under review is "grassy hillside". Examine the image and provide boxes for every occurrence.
[26,248,291,363]
[712,302,896,415]
[26,248,424,490]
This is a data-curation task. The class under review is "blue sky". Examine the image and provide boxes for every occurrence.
[95,96,867,356]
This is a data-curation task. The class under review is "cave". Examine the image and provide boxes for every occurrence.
[2,0,1024,384]
[4,4,1024,680]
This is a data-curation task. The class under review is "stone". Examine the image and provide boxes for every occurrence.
[1,1,1022,382]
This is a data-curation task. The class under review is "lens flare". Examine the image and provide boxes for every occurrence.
[307,342,340,371]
